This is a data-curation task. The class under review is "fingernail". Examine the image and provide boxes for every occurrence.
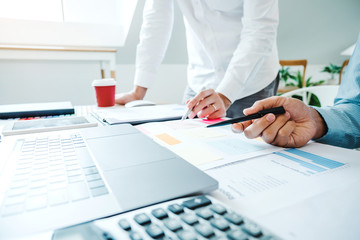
[231,125,243,133]
[285,112,290,118]
[266,114,275,122]
[243,108,251,114]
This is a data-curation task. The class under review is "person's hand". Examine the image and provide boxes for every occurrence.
[115,86,147,105]
[231,96,327,147]
[186,89,231,119]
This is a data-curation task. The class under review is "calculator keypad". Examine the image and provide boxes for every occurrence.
[93,195,280,240]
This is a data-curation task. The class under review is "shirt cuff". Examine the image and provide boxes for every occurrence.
[216,79,243,104]
[134,69,157,89]
[312,106,336,143]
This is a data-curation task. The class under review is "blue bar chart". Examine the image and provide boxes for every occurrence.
[274,148,345,175]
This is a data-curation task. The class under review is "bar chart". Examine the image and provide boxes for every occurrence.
[274,148,345,175]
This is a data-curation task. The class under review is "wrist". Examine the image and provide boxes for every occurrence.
[217,92,232,110]
[310,107,328,139]
[133,86,147,100]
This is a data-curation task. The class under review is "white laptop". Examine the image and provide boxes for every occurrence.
[0,124,218,239]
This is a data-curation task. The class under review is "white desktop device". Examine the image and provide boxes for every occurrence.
[125,100,156,108]
[0,124,218,239]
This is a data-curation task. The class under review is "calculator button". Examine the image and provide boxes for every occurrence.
[196,208,213,220]
[164,218,183,232]
[168,203,184,214]
[118,219,131,231]
[130,232,144,240]
[134,213,151,226]
[224,212,243,225]
[177,229,198,240]
[194,223,215,238]
[210,204,227,215]
[101,232,115,240]
[242,222,262,237]
[210,218,230,231]
[181,213,199,226]
[145,224,165,239]
[182,196,212,210]
[151,208,168,220]
[227,229,248,240]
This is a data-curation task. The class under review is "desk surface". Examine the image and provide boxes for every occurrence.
[0,105,359,240]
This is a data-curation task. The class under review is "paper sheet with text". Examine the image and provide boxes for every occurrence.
[207,142,360,219]
[136,119,283,170]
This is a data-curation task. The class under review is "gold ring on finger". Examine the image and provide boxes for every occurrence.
[211,104,217,111]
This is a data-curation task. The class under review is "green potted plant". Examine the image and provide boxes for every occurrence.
[321,63,341,85]
[279,70,325,107]
[290,71,325,107]
[279,66,297,87]
[278,66,299,93]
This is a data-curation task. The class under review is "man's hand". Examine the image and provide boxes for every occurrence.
[231,96,327,147]
[115,86,147,105]
[186,89,232,119]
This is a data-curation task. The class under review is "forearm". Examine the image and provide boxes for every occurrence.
[313,104,360,148]
[135,0,174,88]
[133,86,148,99]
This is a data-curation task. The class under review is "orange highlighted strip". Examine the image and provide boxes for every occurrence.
[156,133,182,145]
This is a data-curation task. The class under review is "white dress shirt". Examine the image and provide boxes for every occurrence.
[134,0,280,103]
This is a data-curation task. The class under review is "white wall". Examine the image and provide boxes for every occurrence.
[0,60,187,105]
[116,64,187,104]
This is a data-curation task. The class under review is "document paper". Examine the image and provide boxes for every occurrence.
[137,119,283,170]
[207,143,360,219]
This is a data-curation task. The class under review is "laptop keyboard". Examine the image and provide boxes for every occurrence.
[91,195,280,240]
[1,133,109,217]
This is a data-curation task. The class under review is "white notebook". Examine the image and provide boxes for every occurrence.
[93,104,187,125]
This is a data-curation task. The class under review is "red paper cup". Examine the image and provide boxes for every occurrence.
[92,79,116,107]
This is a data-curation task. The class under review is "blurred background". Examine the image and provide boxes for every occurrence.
[0,0,359,105]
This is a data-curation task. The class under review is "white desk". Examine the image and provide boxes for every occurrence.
[0,110,359,240]
[0,45,117,79]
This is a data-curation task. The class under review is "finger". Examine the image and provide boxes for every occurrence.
[198,101,224,118]
[189,93,218,119]
[187,89,215,110]
[115,93,132,105]
[243,96,285,116]
[231,120,252,133]
[261,112,291,143]
[271,120,296,147]
[243,113,276,139]
[206,107,226,119]
[197,100,219,118]
[190,101,211,119]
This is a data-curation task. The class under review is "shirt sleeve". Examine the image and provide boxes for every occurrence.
[216,0,279,103]
[314,103,360,149]
[312,33,360,149]
[134,0,174,89]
